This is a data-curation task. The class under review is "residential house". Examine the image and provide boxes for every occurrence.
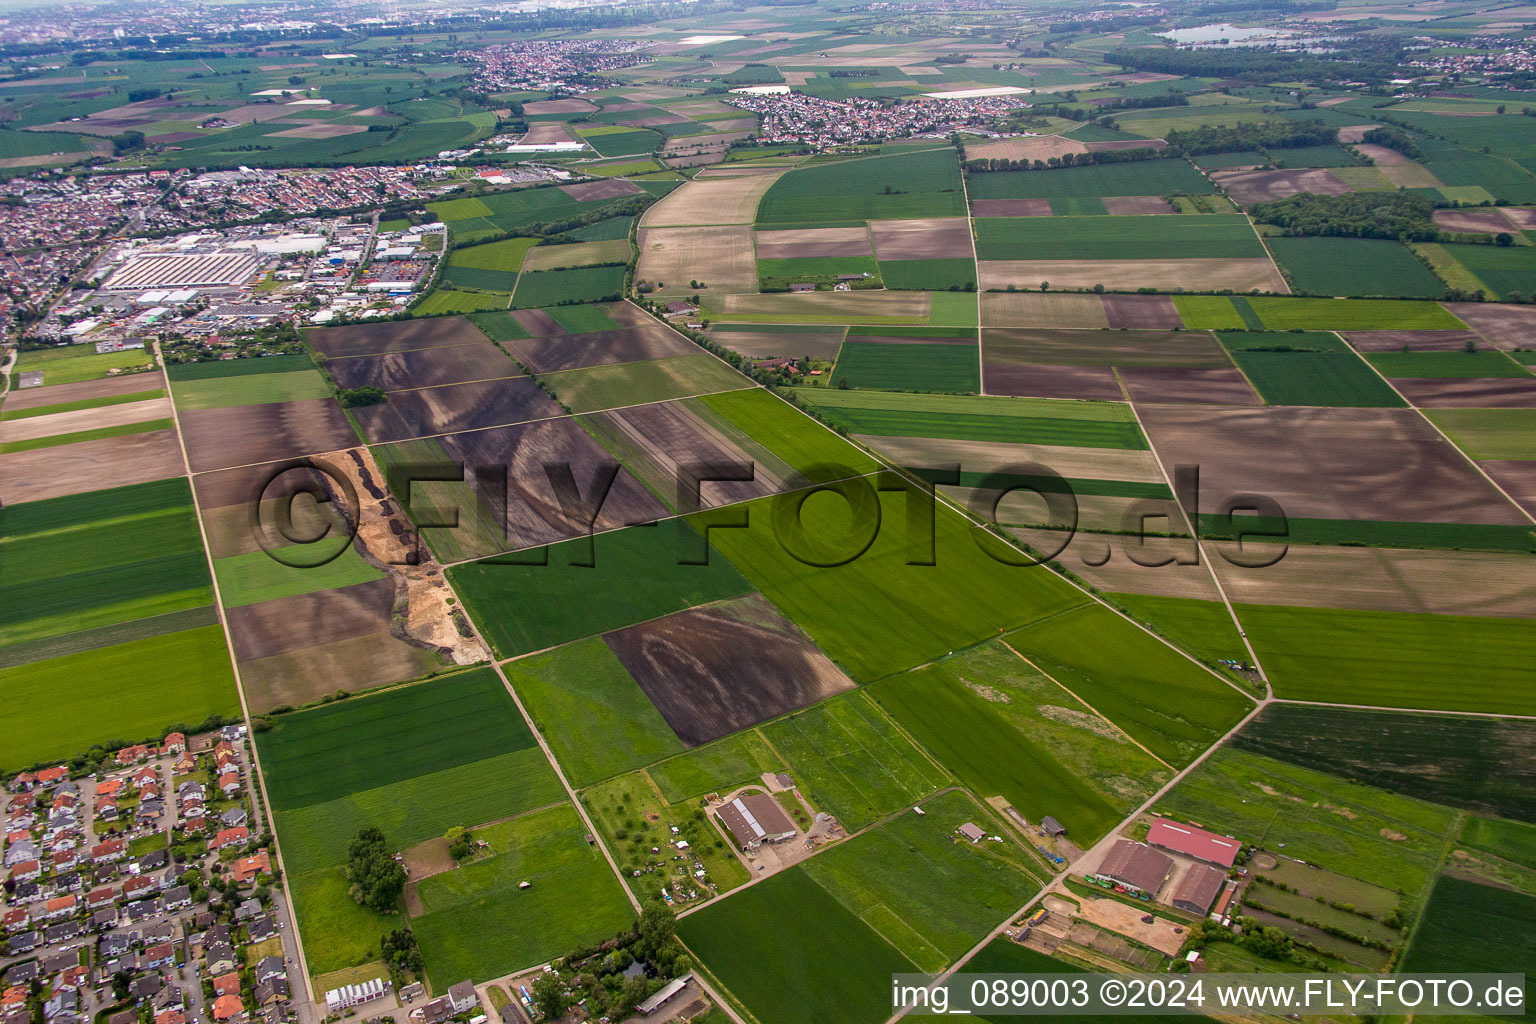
[230,851,270,884]
[212,995,245,1022]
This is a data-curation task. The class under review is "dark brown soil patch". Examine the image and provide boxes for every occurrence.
[181,398,357,473]
[227,578,399,661]
[1119,366,1260,405]
[984,362,1123,400]
[1102,293,1183,329]
[352,378,563,443]
[307,317,490,357]
[1391,377,1536,408]
[1102,196,1176,215]
[502,324,695,373]
[1212,167,1351,205]
[559,178,644,201]
[1342,330,1483,352]
[971,199,1052,217]
[325,344,521,391]
[1443,303,1536,350]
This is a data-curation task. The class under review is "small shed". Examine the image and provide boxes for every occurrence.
[1041,816,1066,837]
[958,822,986,844]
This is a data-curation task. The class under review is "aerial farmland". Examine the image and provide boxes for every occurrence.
[1,1,1534,1022]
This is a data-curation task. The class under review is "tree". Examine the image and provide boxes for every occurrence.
[338,386,386,407]
[345,828,405,913]
[531,974,567,1019]
[635,899,675,961]
[1496,232,1515,246]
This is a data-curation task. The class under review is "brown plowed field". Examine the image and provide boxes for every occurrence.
[1391,377,1536,408]
[993,492,1187,536]
[707,328,846,361]
[869,217,974,260]
[1342,330,1482,352]
[604,594,855,747]
[979,258,1288,293]
[511,308,566,335]
[0,429,183,505]
[753,226,872,260]
[1480,460,1536,516]
[1120,366,1260,405]
[180,398,357,473]
[307,317,490,357]
[1136,405,1531,525]
[982,328,1228,368]
[324,343,520,391]
[2,372,162,411]
[226,578,399,661]
[1442,303,1536,349]
[1432,208,1517,234]
[1103,196,1176,215]
[502,323,696,373]
[983,362,1123,400]
[972,199,1052,217]
[1042,535,1222,600]
[965,135,1088,164]
[980,291,1109,329]
[524,98,598,114]
[1103,293,1184,329]
[1212,168,1352,205]
[559,178,643,201]
[850,332,974,345]
[351,378,563,443]
[240,630,444,713]
[434,418,668,550]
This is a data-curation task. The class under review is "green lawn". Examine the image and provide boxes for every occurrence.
[974,215,1264,260]
[832,340,980,393]
[413,288,511,315]
[1108,593,1251,677]
[447,518,753,659]
[0,625,238,769]
[504,638,685,787]
[875,641,1170,843]
[540,353,748,413]
[698,483,1088,682]
[647,729,780,804]
[1241,603,1536,714]
[1005,603,1253,766]
[411,803,635,986]
[1425,408,1536,459]
[789,388,1147,448]
[1266,237,1448,299]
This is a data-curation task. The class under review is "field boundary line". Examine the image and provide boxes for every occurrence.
[1117,391,1270,690]
[1275,697,1536,721]
[1342,330,1536,526]
[851,688,955,792]
[959,162,985,393]
[999,641,1175,772]
[153,341,318,1005]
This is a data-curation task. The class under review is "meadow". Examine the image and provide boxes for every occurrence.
[1156,747,1457,895]
[966,160,1216,199]
[447,518,753,658]
[647,729,780,804]
[875,641,1171,842]
[974,215,1265,261]
[878,258,977,291]
[442,237,539,292]
[1459,817,1536,870]
[410,804,635,987]
[211,545,383,609]
[15,344,155,385]
[832,340,981,393]
[789,389,1147,448]
[1237,603,1536,715]
[697,483,1089,681]
[1004,604,1253,766]
[759,690,947,831]
[1108,593,1250,679]
[170,370,332,410]
[413,288,510,314]
[1265,237,1448,299]
[692,388,881,477]
[1399,875,1536,981]
[503,638,686,787]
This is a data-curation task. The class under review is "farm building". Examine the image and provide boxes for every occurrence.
[716,793,797,852]
[1170,863,1229,915]
[1148,818,1242,868]
[1095,840,1173,898]
[958,822,986,843]
[636,975,693,1016]
[1041,816,1066,837]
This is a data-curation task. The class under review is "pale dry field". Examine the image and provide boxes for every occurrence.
[980,291,1109,329]
[0,395,171,443]
[754,226,872,259]
[855,433,1167,482]
[1212,544,1536,618]
[721,290,931,318]
[868,217,974,260]
[638,225,757,295]
[980,258,1289,293]
[521,239,631,272]
[520,123,576,146]
[1352,144,1444,188]
[640,169,787,226]
[965,135,1089,163]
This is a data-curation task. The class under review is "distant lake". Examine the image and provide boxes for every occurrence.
[1158,23,1297,45]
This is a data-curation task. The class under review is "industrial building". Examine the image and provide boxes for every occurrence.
[716,793,796,852]
[103,252,262,291]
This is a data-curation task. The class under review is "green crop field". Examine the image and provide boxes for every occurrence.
[760,690,947,831]
[1437,242,1536,300]
[799,790,1040,966]
[540,353,748,412]
[691,388,880,477]
[544,303,623,333]
[258,668,540,810]
[878,258,978,291]
[504,638,685,787]
[443,237,539,291]
[466,310,531,342]
[1218,332,1406,406]
[411,804,635,987]
[1426,408,1536,459]
[1231,704,1536,823]
[448,519,752,659]
[1399,875,1536,981]
[975,214,1264,260]
[0,387,166,421]
[756,148,967,225]
[1157,747,1457,895]
[697,483,1088,681]
[1366,351,1531,378]
[509,265,625,308]
[789,389,1147,448]
[679,865,913,1024]
[647,729,780,804]
[875,641,1171,842]
[413,288,511,314]
[1107,593,1253,681]
[1197,512,1534,551]
[211,546,383,608]
[832,341,980,393]
[1245,296,1466,330]
[15,345,155,386]
[1459,817,1536,870]
[170,370,332,410]
[1265,237,1448,299]
[966,160,1216,199]
[0,625,238,770]
[1005,604,1253,766]
[1049,196,1108,215]
[1238,604,1536,716]
[1172,295,1251,330]
[0,417,173,454]
[164,354,315,381]
[577,126,661,157]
